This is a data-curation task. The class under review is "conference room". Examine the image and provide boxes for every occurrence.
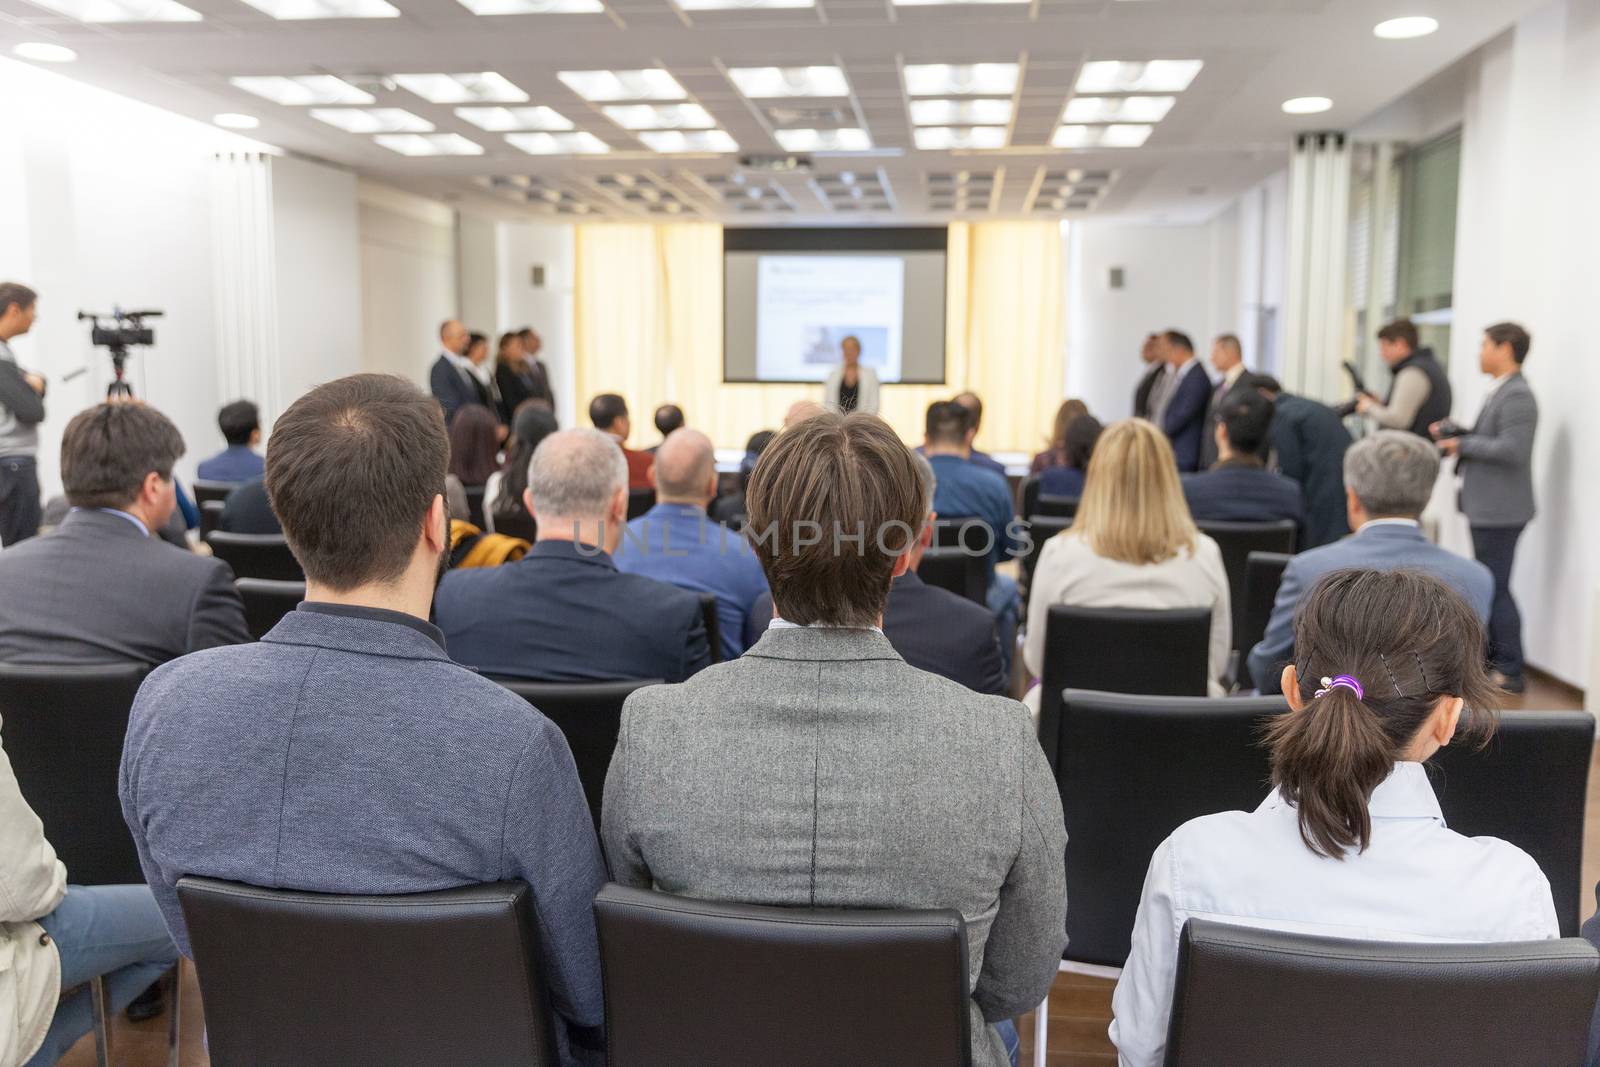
[2,0,1599,1063]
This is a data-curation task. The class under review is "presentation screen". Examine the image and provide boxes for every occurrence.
[723,227,948,385]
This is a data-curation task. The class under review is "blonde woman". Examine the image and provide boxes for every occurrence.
[1024,418,1231,705]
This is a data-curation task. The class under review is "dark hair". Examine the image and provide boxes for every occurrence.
[265,374,448,591]
[217,400,260,446]
[1163,330,1194,353]
[61,403,185,509]
[1377,318,1419,350]
[448,404,501,486]
[924,400,971,446]
[1248,373,1283,395]
[1265,568,1501,859]
[1217,390,1276,458]
[465,332,488,359]
[740,429,776,489]
[497,331,522,355]
[953,391,983,430]
[654,404,685,437]
[1049,398,1090,451]
[746,412,922,628]
[1215,333,1241,354]
[496,405,560,519]
[1064,414,1103,471]
[0,282,37,318]
[589,392,628,431]
[1485,321,1531,364]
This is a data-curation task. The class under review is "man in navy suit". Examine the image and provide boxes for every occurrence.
[1246,430,1492,690]
[1253,375,1352,548]
[1182,390,1305,537]
[436,428,711,682]
[1154,330,1211,472]
[428,319,482,425]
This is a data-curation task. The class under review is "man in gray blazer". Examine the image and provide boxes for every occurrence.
[0,402,249,665]
[1247,430,1492,691]
[1436,322,1538,692]
[603,411,1067,1067]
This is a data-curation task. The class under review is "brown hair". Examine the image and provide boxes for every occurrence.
[448,403,501,486]
[745,411,922,628]
[1265,568,1501,859]
[1071,418,1196,565]
[1048,398,1090,451]
[1485,321,1531,364]
[1377,318,1419,351]
[61,402,186,509]
[0,282,37,317]
[924,400,971,447]
[266,374,448,591]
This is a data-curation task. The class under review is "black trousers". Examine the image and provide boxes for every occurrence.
[0,454,41,547]
[1469,523,1526,678]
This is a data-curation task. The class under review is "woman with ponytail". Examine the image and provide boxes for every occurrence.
[1109,567,1558,1067]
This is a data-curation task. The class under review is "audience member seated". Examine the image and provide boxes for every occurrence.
[118,374,606,1061]
[602,411,1066,1067]
[1253,375,1353,548]
[613,429,767,661]
[1181,391,1305,534]
[783,399,823,428]
[3,730,177,1067]
[950,391,1009,479]
[196,399,264,483]
[1110,568,1556,1066]
[448,402,501,490]
[1037,413,1102,500]
[1024,419,1231,703]
[1246,430,1492,690]
[709,429,774,527]
[589,393,653,490]
[0,403,250,665]
[1030,398,1089,473]
[1154,330,1211,473]
[650,403,684,452]
[484,405,558,534]
[435,428,710,682]
[219,477,280,535]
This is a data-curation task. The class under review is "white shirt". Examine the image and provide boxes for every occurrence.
[768,616,885,637]
[1109,761,1558,1067]
[442,351,475,383]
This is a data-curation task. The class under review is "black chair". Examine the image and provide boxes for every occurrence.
[1165,919,1600,1067]
[594,883,971,1067]
[493,678,663,826]
[0,662,149,885]
[236,578,305,640]
[933,515,995,554]
[491,506,539,543]
[917,546,987,605]
[464,484,487,529]
[1018,474,1080,524]
[1195,520,1297,654]
[200,499,225,538]
[1236,551,1293,690]
[206,531,304,581]
[1429,711,1595,937]
[191,479,238,506]
[698,593,721,664]
[1020,515,1073,593]
[178,877,559,1067]
[627,488,655,520]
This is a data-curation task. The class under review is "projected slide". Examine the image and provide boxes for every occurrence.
[755,255,905,383]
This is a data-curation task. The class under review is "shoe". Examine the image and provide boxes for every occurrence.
[125,981,165,1022]
[1491,671,1526,695]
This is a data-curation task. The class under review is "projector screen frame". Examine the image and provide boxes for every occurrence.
[722,226,950,386]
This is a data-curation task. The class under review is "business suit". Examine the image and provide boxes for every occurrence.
[429,353,483,425]
[1246,521,1493,691]
[435,539,711,683]
[0,508,250,666]
[1269,393,1352,548]
[601,626,1067,1067]
[1182,461,1306,538]
[219,478,281,535]
[1133,363,1163,420]
[1160,361,1211,473]
[495,358,553,422]
[1198,370,1255,470]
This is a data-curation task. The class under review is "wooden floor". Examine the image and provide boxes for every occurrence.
[62,672,1588,1067]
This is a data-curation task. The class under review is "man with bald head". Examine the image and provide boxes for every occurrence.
[784,399,824,428]
[428,318,483,425]
[615,428,768,660]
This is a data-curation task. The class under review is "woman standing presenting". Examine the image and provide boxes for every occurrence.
[822,335,880,415]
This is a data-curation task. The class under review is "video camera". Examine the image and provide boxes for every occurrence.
[78,308,162,398]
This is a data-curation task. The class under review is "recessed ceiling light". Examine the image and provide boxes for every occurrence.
[236,0,396,16]
[914,126,1007,150]
[374,133,484,156]
[11,42,77,62]
[558,69,686,102]
[1062,95,1174,123]
[394,72,527,104]
[23,0,200,20]
[773,128,872,151]
[1282,96,1333,114]
[602,103,716,130]
[231,75,375,106]
[727,66,849,98]
[455,0,601,11]
[1075,60,1202,93]
[1052,123,1153,148]
[1374,15,1438,39]
[903,63,1020,97]
[506,131,611,154]
[213,112,260,129]
[455,106,574,131]
[311,108,433,133]
[909,99,1012,125]
[639,129,739,153]
[678,0,812,9]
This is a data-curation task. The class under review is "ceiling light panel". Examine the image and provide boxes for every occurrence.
[1282,96,1333,114]
[1075,60,1202,94]
[909,99,1012,126]
[311,107,433,132]
[22,0,200,20]
[12,42,77,62]
[237,0,396,17]
[1374,15,1438,39]
[1062,95,1173,123]
[727,66,849,99]
[639,130,738,153]
[558,69,687,102]
[903,64,1020,97]
[455,0,602,11]
[231,75,375,106]
[603,104,715,130]
[914,126,1007,150]
[394,72,527,104]
[374,133,483,156]
[506,131,611,154]
[774,128,872,151]
[456,106,574,131]
[1052,123,1152,148]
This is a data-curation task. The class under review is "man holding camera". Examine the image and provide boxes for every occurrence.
[0,282,46,547]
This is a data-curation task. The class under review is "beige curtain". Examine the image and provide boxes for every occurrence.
[573,220,1064,453]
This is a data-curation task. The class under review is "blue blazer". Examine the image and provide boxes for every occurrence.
[1162,363,1213,473]
[196,445,265,484]
[1246,522,1493,691]
[1182,464,1306,538]
[1270,394,1353,548]
[435,539,712,683]
[429,354,481,425]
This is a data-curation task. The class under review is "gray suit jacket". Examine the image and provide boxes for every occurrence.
[602,626,1067,1067]
[0,508,249,665]
[1457,372,1537,527]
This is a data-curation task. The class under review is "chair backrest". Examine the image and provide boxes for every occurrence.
[236,578,306,641]
[932,516,994,554]
[1035,494,1079,520]
[1053,689,1284,966]
[697,593,721,664]
[492,678,663,826]
[0,662,149,885]
[1020,516,1073,592]
[916,546,987,605]
[191,479,238,505]
[1195,520,1297,653]
[178,877,559,1067]
[594,884,971,1067]
[206,532,305,581]
[492,506,539,543]
[1429,711,1595,937]
[1019,473,1042,520]
[1237,551,1293,689]
[626,488,656,520]
[463,484,487,529]
[200,499,225,538]
[1165,919,1600,1067]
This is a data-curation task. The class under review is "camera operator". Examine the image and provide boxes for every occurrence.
[0,282,46,546]
[1353,318,1452,437]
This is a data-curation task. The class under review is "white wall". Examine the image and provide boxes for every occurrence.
[358,180,458,382]
[495,222,577,428]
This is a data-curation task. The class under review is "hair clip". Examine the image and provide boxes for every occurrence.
[1315,675,1365,701]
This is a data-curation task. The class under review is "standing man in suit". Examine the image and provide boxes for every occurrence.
[588,393,653,490]
[1198,334,1253,469]
[0,402,250,665]
[1435,322,1538,693]
[1356,318,1452,437]
[602,411,1066,1067]
[119,374,607,1062]
[1154,330,1211,473]
[1182,391,1305,535]
[1252,375,1352,548]
[435,428,710,682]
[0,282,46,546]
[519,327,555,407]
[427,319,479,425]
[1133,333,1164,419]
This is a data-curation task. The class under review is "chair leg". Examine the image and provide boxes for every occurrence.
[89,976,112,1067]
[167,962,183,1067]
[1032,990,1048,1067]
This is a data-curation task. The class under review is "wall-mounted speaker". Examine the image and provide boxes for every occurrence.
[1109,267,1125,290]
[530,265,546,288]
